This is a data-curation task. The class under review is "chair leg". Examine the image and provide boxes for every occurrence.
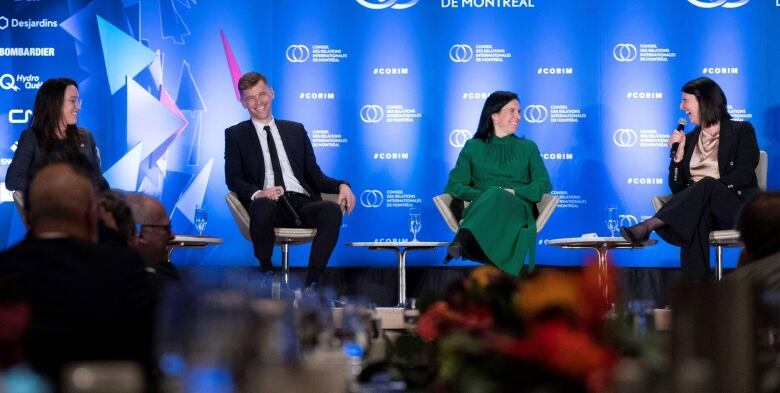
[281,243,290,285]
[716,245,723,281]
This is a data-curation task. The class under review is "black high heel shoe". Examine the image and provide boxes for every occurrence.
[443,241,462,264]
[620,226,648,246]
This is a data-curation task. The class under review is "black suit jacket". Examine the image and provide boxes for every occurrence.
[5,128,102,193]
[0,236,157,383]
[224,119,343,207]
[668,119,760,202]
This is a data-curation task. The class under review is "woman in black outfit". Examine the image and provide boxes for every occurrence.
[620,77,760,281]
[6,78,103,195]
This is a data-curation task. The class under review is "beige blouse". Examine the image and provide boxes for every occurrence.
[690,130,720,182]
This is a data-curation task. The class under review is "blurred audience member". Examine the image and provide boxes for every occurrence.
[0,163,156,387]
[97,190,136,248]
[724,191,780,288]
[126,193,180,282]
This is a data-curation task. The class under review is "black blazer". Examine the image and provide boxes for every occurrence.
[0,236,157,382]
[5,127,102,192]
[668,119,759,201]
[224,119,343,207]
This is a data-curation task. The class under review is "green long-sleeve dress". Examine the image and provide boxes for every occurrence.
[444,134,552,275]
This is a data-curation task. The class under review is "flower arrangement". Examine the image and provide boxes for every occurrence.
[412,263,621,393]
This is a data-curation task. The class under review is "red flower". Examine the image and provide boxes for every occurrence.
[417,301,493,341]
[484,319,617,392]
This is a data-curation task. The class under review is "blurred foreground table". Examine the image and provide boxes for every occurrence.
[167,234,223,262]
[545,236,657,302]
[346,241,448,307]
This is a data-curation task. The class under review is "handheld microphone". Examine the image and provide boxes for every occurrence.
[279,194,303,226]
[670,118,686,158]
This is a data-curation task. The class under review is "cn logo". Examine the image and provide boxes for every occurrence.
[355,0,419,9]
[449,44,473,63]
[360,105,384,123]
[8,109,32,124]
[613,44,638,62]
[523,105,548,123]
[613,128,638,147]
[619,214,638,227]
[285,45,310,63]
[449,129,472,148]
[360,189,384,208]
[688,0,749,8]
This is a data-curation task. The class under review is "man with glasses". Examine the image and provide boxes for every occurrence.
[225,71,355,288]
[126,193,179,282]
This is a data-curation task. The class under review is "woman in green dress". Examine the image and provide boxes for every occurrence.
[444,91,552,276]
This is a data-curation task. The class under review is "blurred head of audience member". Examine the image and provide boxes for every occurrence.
[126,194,179,281]
[27,162,98,241]
[737,191,780,267]
[97,190,136,247]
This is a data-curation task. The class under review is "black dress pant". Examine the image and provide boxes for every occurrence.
[248,192,342,286]
[655,177,743,281]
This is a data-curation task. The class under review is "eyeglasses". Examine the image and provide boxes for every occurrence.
[137,223,173,235]
[67,97,83,107]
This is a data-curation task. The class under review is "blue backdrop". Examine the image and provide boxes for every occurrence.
[1,0,777,269]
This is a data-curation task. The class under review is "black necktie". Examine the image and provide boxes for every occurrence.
[264,125,285,188]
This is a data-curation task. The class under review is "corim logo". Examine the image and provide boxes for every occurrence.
[0,74,19,91]
[523,105,548,123]
[449,129,472,148]
[449,44,473,63]
[619,214,638,227]
[360,189,384,208]
[613,129,638,147]
[285,45,310,63]
[613,43,638,62]
[355,0,419,10]
[360,105,384,123]
[688,0,749,8]
[8,109,32,124]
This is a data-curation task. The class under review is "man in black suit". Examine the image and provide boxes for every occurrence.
[225,71,355,287]
[0,162,157,386]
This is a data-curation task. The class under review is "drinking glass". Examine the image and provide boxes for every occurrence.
[194,205,208,235]
[403,298,420,330]
[409,207,422,242]
[606,205,618,238]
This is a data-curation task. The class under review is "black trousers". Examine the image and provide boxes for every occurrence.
[248,192,342,286]
[655,177,743,281]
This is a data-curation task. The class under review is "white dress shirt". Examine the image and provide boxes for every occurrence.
[250,118,308,199]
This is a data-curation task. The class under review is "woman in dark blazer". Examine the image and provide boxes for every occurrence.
[6,78,102,194]
[621,77,759,281]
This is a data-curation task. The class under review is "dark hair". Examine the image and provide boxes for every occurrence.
[30,78,85,152]
[237,72,269,95]
[99,190,136,239]
[681,77,731,128]
[473,91,519,142]
[737,191,780,265]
